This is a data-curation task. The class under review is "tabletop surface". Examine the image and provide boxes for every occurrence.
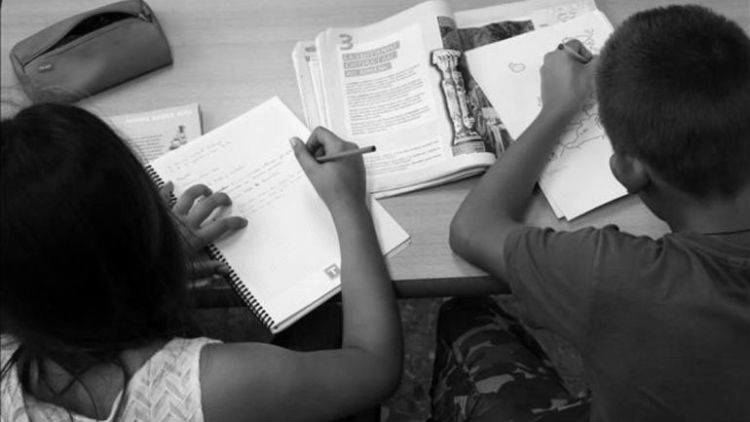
[2,0,748,297]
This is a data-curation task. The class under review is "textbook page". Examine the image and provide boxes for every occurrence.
[315,0,495,197]
[149,98,409,333]
[466,11,626,219]
[432,0,600,164]
[108,104,202,162]
[292,41,328,129]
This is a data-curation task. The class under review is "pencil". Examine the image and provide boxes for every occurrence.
[558,42,592,63]
[316,145,376,162]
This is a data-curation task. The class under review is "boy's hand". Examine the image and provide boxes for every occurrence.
[290,127,367,214]
[159,182,248,256]
[540,39,597,116]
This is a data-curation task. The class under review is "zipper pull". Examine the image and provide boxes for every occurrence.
[137,0,151,21]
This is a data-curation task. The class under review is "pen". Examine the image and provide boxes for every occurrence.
[558,42,592,63]
[316,145,376,162]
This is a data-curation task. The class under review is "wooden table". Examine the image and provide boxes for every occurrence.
[2,0,747,299]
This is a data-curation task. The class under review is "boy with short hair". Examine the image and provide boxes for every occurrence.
[439,4,750,420]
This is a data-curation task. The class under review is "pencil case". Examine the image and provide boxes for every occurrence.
[9,0,172,103]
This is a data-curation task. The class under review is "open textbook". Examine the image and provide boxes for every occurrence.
[147,98,410,334]
[293,0,625,219]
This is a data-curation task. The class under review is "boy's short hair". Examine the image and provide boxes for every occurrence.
[596,5,750,197]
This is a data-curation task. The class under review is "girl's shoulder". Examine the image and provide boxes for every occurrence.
[0,335,221,371]
[126,336,222,400]
[151,337,221,360]
[1,336,223,422]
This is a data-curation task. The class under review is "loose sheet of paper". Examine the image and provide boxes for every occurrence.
[150,98,409,332]
[465,11,626,219]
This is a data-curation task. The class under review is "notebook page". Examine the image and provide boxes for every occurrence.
[150,97,409,330]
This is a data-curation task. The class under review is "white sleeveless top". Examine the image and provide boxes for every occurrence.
[0,335,220,422]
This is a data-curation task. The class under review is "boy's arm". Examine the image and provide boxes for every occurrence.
[450,42,597,281]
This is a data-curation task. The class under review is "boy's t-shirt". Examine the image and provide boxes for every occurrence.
[504,225,750,421]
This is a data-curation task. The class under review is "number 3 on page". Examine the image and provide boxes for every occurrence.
[339,34,353,51]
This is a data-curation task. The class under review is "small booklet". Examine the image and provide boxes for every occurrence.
[147,97,410,334]
[292,0,599,200]
[107,103,202,162]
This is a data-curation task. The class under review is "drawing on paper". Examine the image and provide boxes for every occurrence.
[553,5,584,23]
[508,62,526,73]
[551,97,603,159]
[562,28,597,53]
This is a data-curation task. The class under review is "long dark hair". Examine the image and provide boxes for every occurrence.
[0,104,191,403]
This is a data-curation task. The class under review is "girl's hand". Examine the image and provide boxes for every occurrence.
[290,127,367,215]
[186,258,231,288]
[159,182,248,256]
[540,39,598,117]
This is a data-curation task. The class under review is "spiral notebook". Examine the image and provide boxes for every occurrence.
[147,97,410,333]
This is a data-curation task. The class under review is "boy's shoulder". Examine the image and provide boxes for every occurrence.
[506,224,661,262]
[506,224,749,282]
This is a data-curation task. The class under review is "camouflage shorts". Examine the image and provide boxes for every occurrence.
[429,298,590,422]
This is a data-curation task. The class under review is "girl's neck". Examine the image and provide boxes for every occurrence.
[26,340,166,420]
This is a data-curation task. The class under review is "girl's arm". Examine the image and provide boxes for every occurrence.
[199,127,402,421]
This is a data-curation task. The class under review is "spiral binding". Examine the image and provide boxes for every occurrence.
[144,165,275,330]
[145,164,165,187]
[205,244,274,329]
[145,164,175,205]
